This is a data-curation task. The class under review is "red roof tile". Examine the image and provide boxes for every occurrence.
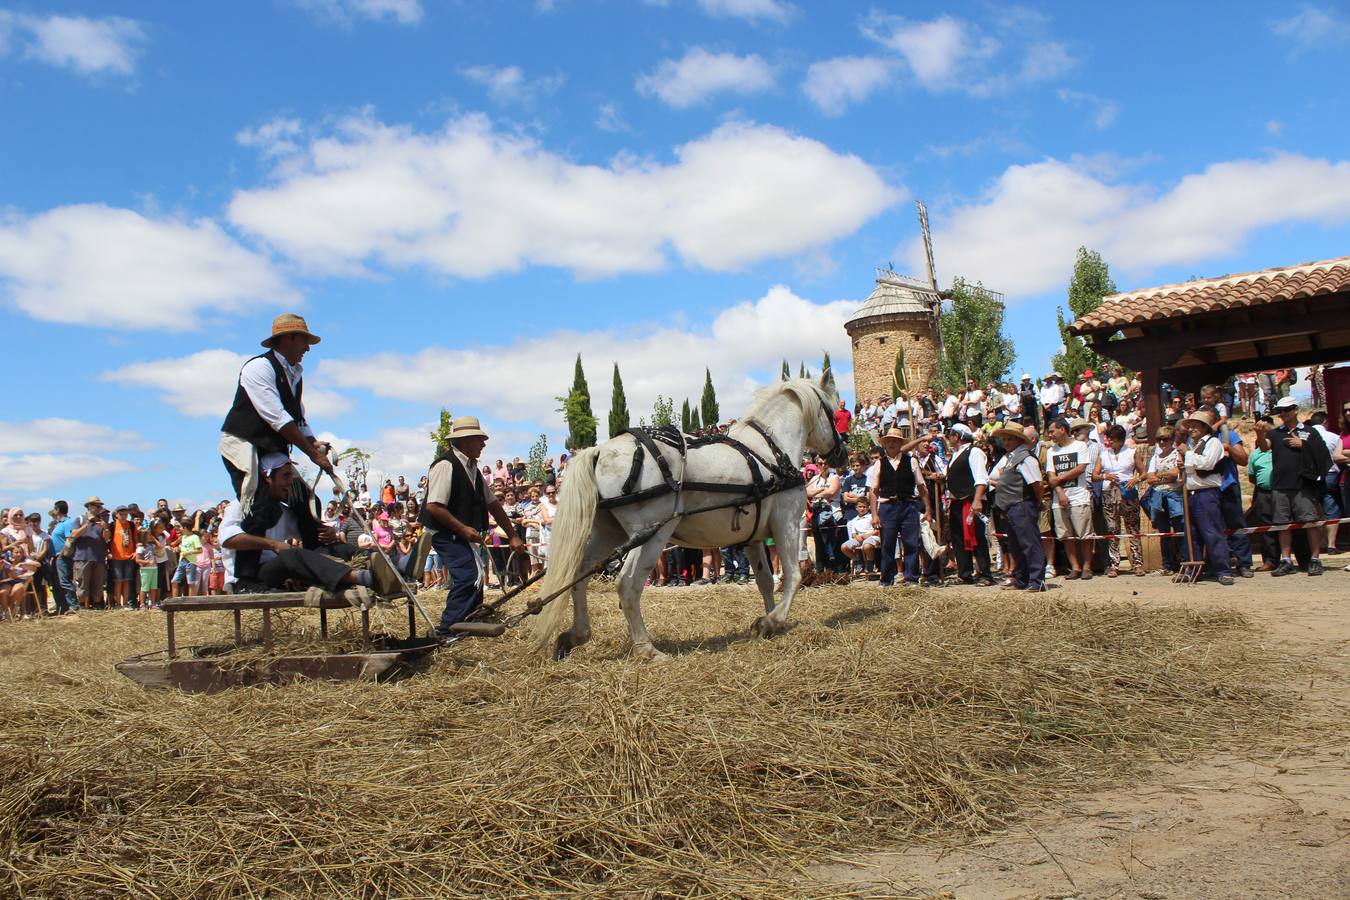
[1068,256,1350,335]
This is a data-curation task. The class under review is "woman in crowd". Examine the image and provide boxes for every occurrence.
[1094,424,1144,576]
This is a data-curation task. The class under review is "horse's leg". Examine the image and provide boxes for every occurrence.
[744,541,775,615]
[555,512,625,660]
[617,521,679,660]
[753,505,803,638]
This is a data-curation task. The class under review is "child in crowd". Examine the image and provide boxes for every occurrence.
[134,529,161,610]
[174,525,202,597]
[840,499,880,575]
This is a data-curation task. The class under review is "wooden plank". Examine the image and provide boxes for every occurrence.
[262,608,273,651]
[233,609,242,645]
[166,612,177,658]
[162,593,354,613]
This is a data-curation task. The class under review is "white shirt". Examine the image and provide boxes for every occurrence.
[1184,434,1226,490]
[1313,424,1341,474]
[1098,446,1136,484]
[1147,446,1182,491]
[219,499,298,587]
[949,444,989,490]
[989,452,1043,486]
[846,512,876,542]
[1048,440,1092,507]
[940,394,959,418]
[1001,391,1020,414]
[962,389,984,418]
[238,351,314,438]
[1039,382,1065,407]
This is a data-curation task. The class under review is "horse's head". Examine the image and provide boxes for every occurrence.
[807,371,849,468]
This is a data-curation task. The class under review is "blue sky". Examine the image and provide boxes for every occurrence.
[2,0,1349,509]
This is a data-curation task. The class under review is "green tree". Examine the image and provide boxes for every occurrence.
[558,354,597,451]
[1052,246,1117,382]
[690,405,702,432]
[428,409,453,457]
[608,363,630,438]
[798,361,806,379]
[651,394,675,428]
[892,349,908,395]
[781,359,791,381]
[699,368,719,428]
[526,433,548,482]
[935,277,1016,390]
[680,398,691,433]
[821,351,836,393]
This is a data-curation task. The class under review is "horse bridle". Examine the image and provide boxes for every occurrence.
[810,385,849,468]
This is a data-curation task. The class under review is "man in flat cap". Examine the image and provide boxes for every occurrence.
[219,314,335,512]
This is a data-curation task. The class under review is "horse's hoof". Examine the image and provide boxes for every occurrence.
[750,616,774,638]
[552,633,575,661]
[632,644,668,662]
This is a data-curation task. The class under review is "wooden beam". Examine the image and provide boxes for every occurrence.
[1141,367,1163,438]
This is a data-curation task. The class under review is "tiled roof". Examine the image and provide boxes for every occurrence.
[1069,256,1350,335]
[845,272,939,328]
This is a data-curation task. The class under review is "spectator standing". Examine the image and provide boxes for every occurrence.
[832,399,852,437]
[1262,397,1330,576]
[1145,428,1186,575]
[1046,419,1094,580]
[1180,409,1234,585]
[48,501,76,613]
[70,497,108,609]
[1093,424,1143,577]
[1245,419,1278,570]
[108,506,136,609]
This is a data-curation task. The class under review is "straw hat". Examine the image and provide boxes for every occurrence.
[879,427,906,444]
[1180,409,1216,432]
[84,495,104,508]
[1067,417,1092,434]
[450,415,489,440]
[261,313,321,348]
[990,421,1030,444]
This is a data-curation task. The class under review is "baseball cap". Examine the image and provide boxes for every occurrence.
[1274,396,1299,411]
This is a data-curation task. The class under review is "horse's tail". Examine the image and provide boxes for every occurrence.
[532,446,600,653]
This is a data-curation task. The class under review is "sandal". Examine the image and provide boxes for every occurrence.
[1107,567,1118,578]
[1065,570,1081,580]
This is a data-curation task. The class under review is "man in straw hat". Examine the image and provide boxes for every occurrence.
[219,313,335,511]
[420,416,525,636]
[988,421,1047,591]
[866,426,933,587]
[1180,408,1234,585]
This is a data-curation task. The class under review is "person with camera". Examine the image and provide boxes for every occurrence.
[69,496,109,609]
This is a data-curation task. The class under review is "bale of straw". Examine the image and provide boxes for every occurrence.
[0,586,1289,897]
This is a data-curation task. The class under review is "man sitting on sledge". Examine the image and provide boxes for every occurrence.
[219,453,399,603]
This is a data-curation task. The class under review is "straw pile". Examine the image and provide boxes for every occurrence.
[0,585,1290,897]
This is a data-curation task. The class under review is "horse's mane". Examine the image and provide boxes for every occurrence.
[732,378,836,441]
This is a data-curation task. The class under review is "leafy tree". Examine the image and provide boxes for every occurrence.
[781,359,790,381]
[846,428,874,457]
[680,398,691,433]
[429,408,453,457]
[651,394,675,428]
[892,349,908,395]
[935,277,1015,390]
[527,433,548,482]
[558,354,597,450]
[1052,247,1117,382]
[608,363,630,438]
[699,368,719,428]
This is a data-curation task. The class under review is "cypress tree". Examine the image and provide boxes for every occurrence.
[559,354,597,450]
[799,361,806,379]
[608,363,630,438]
[781,359,790,381]
[699,368,719,428]
[690,405,702,432]
[821,351,835,392]
[680,398,691,433]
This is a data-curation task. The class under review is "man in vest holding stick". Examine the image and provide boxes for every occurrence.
[944,424,994,586]
[988,421,1047,592]
[866,427,933,587]
[421,416,525,637]
[219,314,335,510]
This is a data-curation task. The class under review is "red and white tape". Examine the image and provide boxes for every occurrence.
[993,516,1350,541]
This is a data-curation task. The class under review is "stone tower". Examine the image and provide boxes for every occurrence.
[845,269,942,402]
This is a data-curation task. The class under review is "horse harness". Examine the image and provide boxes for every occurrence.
[597,422,805,538]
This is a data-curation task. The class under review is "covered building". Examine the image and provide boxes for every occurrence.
[1068,256,1350,430]
[845,269,942,402]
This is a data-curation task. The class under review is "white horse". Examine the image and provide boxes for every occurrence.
[534,374,848,660]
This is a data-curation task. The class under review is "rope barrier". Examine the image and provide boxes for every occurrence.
[991,516,1350,541]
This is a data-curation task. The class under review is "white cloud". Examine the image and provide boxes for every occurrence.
[0,12,146,75]
[595,102,629,133]
[227,114,900,278]
[1056,88,1120,130]
[236,117,304,158]
[0,418,149,454]
[0,454,134,498]
[802,55,894,115]
[861,11,1072,96]
[909,153,1350,297]
[0,205,296,330]
[460,64,565,105]
[1271,5,1350,48]
[636,48,776,108]
[696,0,794,25]
[319,285,856,433]
[289,0,422,26]
[102,349,353,420]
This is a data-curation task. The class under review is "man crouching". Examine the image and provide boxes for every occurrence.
[220,453,394,604]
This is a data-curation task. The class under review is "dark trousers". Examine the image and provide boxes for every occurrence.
[53,556,77,611]
[811,513,843,571]
[1150,491,1185,571]
[878,498,921,585]
[1219,484,1252,570]
[433,532,482,635]
[1187,487,1232,579]
[1249,488,1279,565]
[238,547,352,594]
[1003,500,1046,588]
[948,497,991,581]
[722,544,749,578]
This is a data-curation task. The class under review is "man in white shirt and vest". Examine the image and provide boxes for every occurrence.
[1181,409,1234,585]
[944,424,993,585]
[989,421,1047,591]
[421,416,525,636]
[866,427,933,586]
[220,314,335,511]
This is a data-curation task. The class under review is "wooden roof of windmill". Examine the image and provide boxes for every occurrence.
[844,269,941,331]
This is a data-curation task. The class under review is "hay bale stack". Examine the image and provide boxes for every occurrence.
[0,586,1287,896]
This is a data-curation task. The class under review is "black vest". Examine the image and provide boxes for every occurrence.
[221,353,306,456]
[877,452,917,500]
[994,446,1038,511]
[948,446,976,499]
[420,452,489,533]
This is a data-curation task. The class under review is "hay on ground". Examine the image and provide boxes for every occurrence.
[0,585,1290,897]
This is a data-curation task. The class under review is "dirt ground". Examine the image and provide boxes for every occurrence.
[813,552,1350,899]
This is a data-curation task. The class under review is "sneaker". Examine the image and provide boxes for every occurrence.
[974,576,994,587]
[1308,559,1324,576]
[1271,560,1297,577]
[1217,575,1235,586]
[1161,568,1175,577]
[370,552,404,597]
[1236,567,1255,579]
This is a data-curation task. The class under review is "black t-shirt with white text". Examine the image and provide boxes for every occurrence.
[1268,423,1315,491]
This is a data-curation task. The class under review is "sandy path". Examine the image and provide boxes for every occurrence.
[813,552,1350,899]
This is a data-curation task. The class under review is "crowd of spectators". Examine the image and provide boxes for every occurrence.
[2,368,1345,622]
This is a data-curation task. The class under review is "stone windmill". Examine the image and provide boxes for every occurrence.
[844,201,1002,402]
